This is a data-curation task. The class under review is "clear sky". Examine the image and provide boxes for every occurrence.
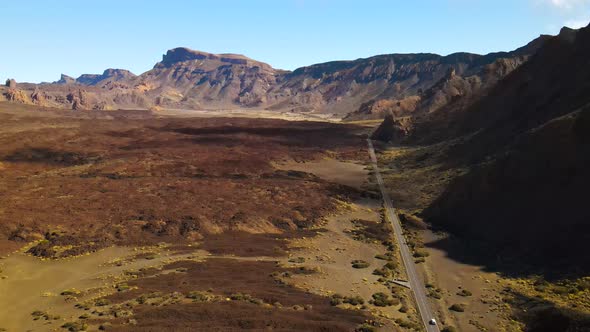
[1,0,589,83]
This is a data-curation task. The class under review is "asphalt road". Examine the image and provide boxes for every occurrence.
[367,139,440,332]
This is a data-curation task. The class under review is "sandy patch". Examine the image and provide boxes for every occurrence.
[0,246,207,331]
[284,198,414,330]
[274,158,369,189]
[420,230,511,331]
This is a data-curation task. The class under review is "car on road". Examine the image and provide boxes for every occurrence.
[429,318,437,326]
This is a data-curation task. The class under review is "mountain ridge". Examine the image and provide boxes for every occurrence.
[0,32,556,116]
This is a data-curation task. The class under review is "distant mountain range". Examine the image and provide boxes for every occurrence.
[1,32,552,118]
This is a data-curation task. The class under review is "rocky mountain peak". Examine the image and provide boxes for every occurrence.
[57,74,76,85]
[157,47,264,68]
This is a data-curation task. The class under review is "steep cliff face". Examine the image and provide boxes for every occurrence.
[418,24,590,272]
[345,35,550,122]
[136,49,280,108]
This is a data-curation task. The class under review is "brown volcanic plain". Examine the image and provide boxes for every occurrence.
[0,102,367,258]
[0,102,400,331]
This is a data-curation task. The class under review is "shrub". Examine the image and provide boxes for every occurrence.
[457,289,472,297]
[95,298,111,306]
[331,294,364,306]
[374,253,394,261]
[98,323,112,331]
[116,283,130,292]
[230,293,263,305]
[293,266,319,274]
[330,294,344,306]
[61,321,88,332]
[230,293,252,301]
[383,261,397,270]
[355,323,376,332]
[395,319,421,329]
[372,268,392,277]
[449,303,466,312]
[413,249,429,258]
[344,295,365,306]
[61,289,81,296]
[143,252,157,260]
[551,285,570,295]
[442,327,458,332]
[288,257,306,263]
[351,260,370,269]
[371,292,399,307]
[428,290,442,300]
[186,291,211,302]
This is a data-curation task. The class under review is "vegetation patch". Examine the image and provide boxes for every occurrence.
[370,292,399,307]
[330,294,365,306]
[449,303,466,312]
[61,321,88,332]
[31,310,60,321]
[374,252,394,261]
[348,219,393,243]
[351,260,370,269]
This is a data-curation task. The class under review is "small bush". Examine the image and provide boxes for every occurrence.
[428,290,442,300]
[143,252,157,260]
[449,303,466,312]
[413,249,429,258]
[61,289,81,296]
[383,261,397,270]
[186,291,211,302]
[457,289,472,297]
[344,295,365,306]
[395,319,421,329]
[372,268,392,277]
[374,252,394,261]
[230,293,263,305]
[98,323,112,331]
[371,292,398,307]
[351,260,370,269]
[551,285,570,295]
[330,294,344,306]
[116,283,130,292]
[288,257,305,263]
[230,293,252,301]
[61,321,88,332]
[95,298,111,306]
[331,294,364,306]
[293,266,319,275]
[355,323,376,332]
[442,327,458,332]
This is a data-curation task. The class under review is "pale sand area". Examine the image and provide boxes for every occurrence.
[0,246,207,331]
[274,158,369,189]
[420,230,517,331]
[277,159,417,330]
[156,108,342,122]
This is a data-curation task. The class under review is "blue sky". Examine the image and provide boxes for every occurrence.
[1,0,589,83]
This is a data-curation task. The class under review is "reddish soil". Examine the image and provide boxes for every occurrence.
[0,106,366,257]
[102,259,370,331]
